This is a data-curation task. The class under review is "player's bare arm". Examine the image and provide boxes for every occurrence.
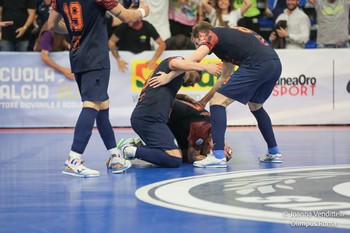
[149,58,221,88]
[0,21,13,27]
[109,0,149,23]
[199,62,234,107]
[47,11,68,34]
[187,45,210,62]
[146,37,166,70]
[108,34,128,72]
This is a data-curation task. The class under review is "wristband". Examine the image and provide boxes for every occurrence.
[138,8,146,18]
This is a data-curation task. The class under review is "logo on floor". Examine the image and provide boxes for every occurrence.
[136,165,350,229]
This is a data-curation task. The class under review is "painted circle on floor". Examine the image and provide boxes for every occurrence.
[136,165,350,229]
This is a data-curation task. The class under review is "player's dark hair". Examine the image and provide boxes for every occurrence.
[188,121,211,151]
[192,21,213,39]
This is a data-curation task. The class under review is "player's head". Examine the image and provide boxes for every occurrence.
[188,120,212,151]
[191,21,213,45]
[183,70,202,87]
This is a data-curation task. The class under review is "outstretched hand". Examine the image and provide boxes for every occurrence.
[149,71,172,88]
[205,63,222,77]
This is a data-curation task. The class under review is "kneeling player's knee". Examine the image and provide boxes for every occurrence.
[167,156,182,168]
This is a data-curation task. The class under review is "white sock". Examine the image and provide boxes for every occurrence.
[69,151,81,160]
[125,146,137,158]
[108,147,119,156]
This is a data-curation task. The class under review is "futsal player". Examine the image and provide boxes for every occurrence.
[168,97,232,163]
[47,0,149,177]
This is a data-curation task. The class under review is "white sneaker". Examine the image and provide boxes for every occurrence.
[259,153,283,163]
[106,152,132,174]
[133,137,145,147]
[122,145,137,160]
[62,158,100,178]
[193,154,227,168]
[117,138,137,160]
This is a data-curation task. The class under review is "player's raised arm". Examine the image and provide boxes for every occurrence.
[108,0,149,23]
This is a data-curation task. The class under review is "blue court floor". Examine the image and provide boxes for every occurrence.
[0,126,349,233]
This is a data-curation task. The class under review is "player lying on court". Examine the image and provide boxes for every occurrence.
[168,96,232,163]
[114,56,222,168]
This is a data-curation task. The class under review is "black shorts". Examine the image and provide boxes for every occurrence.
[75,69,110,101]
[131,118,178,151]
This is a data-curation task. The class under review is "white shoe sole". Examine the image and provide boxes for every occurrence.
[109,162,131,174]
[259,159,283,163]
[193,163,227,168]
[62,171,100,178]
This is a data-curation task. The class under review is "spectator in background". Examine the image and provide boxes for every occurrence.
[0,20,12,27]
[169,0,204,38]
[34,0,52,32]
[165,34,196,50]
[269,0,311,49]
[29,0,52,51]
[0,0,36,51]
[33,22,74,80]
[309,0,350,48]
[264,0,287,21]
[143,0,171,49]
[108,19,166,72]
[235,0,261,33]
[202,0,252,27]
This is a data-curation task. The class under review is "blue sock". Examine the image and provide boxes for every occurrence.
[268,146,280,154]
[210,105,226,159]
[251,107,280,154]
[71,107,98,154]
[96,109,116,150]
[135,147,182,168]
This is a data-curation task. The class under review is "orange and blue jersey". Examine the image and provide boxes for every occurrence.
[131,57,186,123]
[52,0,118,73]
[198,26,279,66]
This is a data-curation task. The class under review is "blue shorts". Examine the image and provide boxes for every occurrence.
[218,59,282,104]
[131,118,178,151]
[75,69,110,101]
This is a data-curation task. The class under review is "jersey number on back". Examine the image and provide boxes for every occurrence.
[230,26,269,46]
[63,2,84,49]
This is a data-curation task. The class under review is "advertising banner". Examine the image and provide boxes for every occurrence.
[0,50,349,128]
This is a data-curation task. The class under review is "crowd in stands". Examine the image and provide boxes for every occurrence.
[0,0,349,55]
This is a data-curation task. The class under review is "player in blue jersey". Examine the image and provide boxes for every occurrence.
[150,21,283,167]
[118,56,222,168]
[47,0,149,177]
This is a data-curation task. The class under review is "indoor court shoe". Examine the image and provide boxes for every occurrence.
[133,137,145,147]
[117,138,137,160]
[117,137,136,148]
[62,158,100,178]
[193,154,227,168]
[106,153,132,174]
[259,153,283,163]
